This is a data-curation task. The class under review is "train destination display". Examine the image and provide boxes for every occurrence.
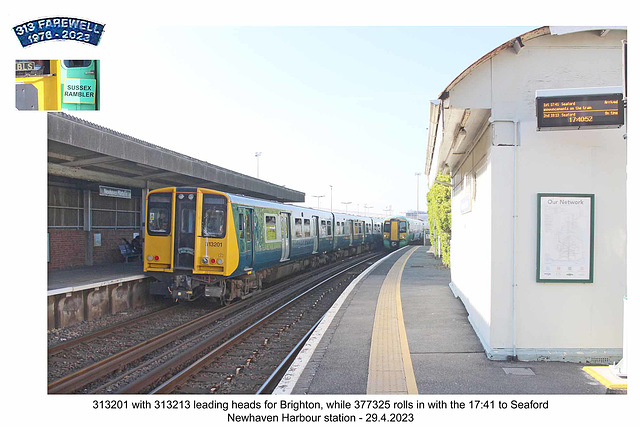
[536,93,624,130]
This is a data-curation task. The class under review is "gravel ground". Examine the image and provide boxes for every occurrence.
[47,298,172,347]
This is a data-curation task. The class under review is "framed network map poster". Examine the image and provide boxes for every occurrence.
[537,194,595,283]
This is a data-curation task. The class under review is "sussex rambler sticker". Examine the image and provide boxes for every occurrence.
[63,78,96,104]
[13,17,105,47]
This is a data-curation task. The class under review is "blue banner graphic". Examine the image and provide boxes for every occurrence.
[13,17,104,47]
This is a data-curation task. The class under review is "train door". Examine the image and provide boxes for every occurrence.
[238,207,254,270]
[347,220,353,246]
[280,212,291,261]
[312,216,319,254]
[174,192,196,269]
[60,60,99,110]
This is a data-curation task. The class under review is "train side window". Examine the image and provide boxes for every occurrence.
[202,195,227,238]
[303,219,311,237]
[245,213,251,242]
[265,215,278,242]
[327,221,332,236]
[320,220,326,237]
[238,213,245,239]
[147,193,172,235]
[294,218,303,238]
[63,60,93,68]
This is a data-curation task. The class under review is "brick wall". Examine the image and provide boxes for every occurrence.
[48,229,86,270]
[92,229,141,264]
[48,228,142,270]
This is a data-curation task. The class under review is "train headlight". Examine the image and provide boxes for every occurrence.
[217,258,223,265]
[188,194,194,200]
[202,257,209,264]
[178,194,184,199]
[147,255,153,261]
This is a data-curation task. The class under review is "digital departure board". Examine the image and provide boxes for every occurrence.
[536,93,624,130]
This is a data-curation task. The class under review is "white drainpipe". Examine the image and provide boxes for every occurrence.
[489,117,520,360]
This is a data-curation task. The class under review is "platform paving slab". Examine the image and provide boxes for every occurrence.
[290,246,611,395]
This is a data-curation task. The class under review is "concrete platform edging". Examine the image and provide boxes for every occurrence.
[47,277,154,330]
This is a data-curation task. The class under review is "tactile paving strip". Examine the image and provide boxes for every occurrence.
[367,246,419,394]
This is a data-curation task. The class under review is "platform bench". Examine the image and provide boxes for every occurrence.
[118,244,141,263]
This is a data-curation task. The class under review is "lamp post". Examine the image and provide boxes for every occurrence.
[311,195,325,209]
[415,172,421,218]
[341,201,352,213]
[329,185,333,212]
[255,152,262,178]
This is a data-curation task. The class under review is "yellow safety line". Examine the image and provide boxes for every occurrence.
[367,246,420,394]
[582,366,627,390]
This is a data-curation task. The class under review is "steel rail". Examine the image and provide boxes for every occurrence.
[147,255,379,394]
[48,252,379,394]
[255,315,324,395]
[48,298,250,394]
[48,304,178,356]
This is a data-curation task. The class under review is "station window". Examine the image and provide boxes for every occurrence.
[147,193,171,235]
[92,192,141,229]
[202,195,226,238]
[265,214,278,242]
[48,186,84,228]
[303,219,311,237]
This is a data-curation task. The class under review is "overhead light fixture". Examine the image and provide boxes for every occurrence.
[512,37,524,55]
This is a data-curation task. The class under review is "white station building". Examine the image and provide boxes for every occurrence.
[424,26,627,362]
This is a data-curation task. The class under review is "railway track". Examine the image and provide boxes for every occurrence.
[149,255,376,394]
[47,251,382,394]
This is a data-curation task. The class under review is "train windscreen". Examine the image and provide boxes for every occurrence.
[147,193,172,235]
[202,195,227,238]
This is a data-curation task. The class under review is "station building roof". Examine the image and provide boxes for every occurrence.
[424,26,626,184]
[47,112,305,202]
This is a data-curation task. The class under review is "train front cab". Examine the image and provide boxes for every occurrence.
[383,218,408,250]
[144,187,239,301]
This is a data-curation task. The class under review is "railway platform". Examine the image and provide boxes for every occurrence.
[275,246,614,395]
[48,261,153,329]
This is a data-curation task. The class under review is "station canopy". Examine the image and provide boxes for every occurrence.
[47,112,304,202]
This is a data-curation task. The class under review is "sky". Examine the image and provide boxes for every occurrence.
[85,25,536,217]
[3,6,536,216]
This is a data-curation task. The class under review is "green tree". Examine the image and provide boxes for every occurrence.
[427,173,451,267]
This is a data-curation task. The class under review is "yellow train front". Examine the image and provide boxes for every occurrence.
[144,187,242,302]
